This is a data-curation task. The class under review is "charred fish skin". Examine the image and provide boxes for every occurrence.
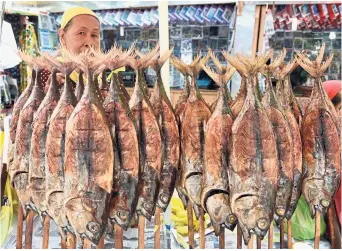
[151,67,180,212]
[129,68,163,221]
[29,69,60,216]
[9,69,46,213]
[64,72,114,245]
[45,75,77,229]
[105,74,140,230]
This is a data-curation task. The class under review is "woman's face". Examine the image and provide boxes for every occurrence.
[58,15,100,54]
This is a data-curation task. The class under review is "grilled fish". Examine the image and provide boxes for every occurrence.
[150,50,180,211]
[128,47,163,220]
[29,68,60,216]
[200,52,237,234]
[63,50,114,245]
[297,46,341,217]
[223,52,278,244]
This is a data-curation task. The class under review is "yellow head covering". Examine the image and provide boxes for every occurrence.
[61,6,99,29]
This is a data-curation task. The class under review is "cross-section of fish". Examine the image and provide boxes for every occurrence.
[29,67,60,216]
[223,51,278,244]
[200,51,237,234]
[150,49,180,211]
[63,49,114,246]
[296,44,340,217]
[128,45,163,220]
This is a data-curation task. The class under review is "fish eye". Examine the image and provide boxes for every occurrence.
[87,222,100,234]
[159,193,169,204]
[320,199,330,208]
[143,202,152,211]
[257,218,268,230]
[117,211,128,220]
[227,214,237,224]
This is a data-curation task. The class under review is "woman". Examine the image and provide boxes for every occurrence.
[56,6,101,84]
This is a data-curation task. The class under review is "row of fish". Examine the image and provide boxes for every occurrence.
[172,44,340,245]
[7,43,340,246]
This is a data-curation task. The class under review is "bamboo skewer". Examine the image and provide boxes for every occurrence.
[219,227,225,249]
[257,236,261,249]
[138,216,145,249]
[61,236,67,249]
[16,204,24,249]
[66,232,76,249]
[187,202,195,249]
[287,219,293,249]
[280,221,284,249]
[314,211,320,249]
[199,207,205,249]
[42,216,50,249]
[84,238,92,249]
[24,209,34,249]
[248,234,254,249]
[268,221,274,249]
[114,224,123,249]
[154,208,161,249]
[96,235,105,249]
[328,207,336,249]
[237,225,242,249]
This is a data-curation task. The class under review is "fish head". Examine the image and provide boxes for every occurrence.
[302,179,332,217]
[64,197,106,245]
[205,193,237,231]
[233,194,270,239]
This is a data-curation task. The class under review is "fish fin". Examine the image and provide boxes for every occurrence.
[223,66,236,84]
[316,43,325,65]
[222,52,247,77]
[158,49,174,68]
[213,224,221,236]
[200,62,221,85]
[209,49,223,73]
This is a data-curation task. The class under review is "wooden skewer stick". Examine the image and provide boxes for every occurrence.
[42,216,50,249]
[280,221,284,249]
[328,207,336,249]
[16,204,24,249]
[61,236,67,249]
[66,232,76,249]
[138,216,145,249]
[24,209,34,249]
[287,219,292,249]
[237,225,242,249]
[219,227,225,249]
[199,207,205,249]
[314,211,321,249]
[84,238,92,249]
[248,234,254,249]
[154,208,161,249]
[96,235,105,249]
[268,221,274,249]
[257,236,261,249]
[187,202,195,249]
[114,224,123,249]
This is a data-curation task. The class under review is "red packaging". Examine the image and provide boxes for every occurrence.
[318,4,329,22]
[310,4,321,22]
[327,4,340,20]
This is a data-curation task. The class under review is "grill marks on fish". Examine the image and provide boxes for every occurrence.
[104,73,140,229]
[296,46,340,217]
[29,69,60,215]
[45,75,77,230]
[9,69,46,212]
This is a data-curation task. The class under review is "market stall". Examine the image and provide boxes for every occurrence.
[0,1,341,250]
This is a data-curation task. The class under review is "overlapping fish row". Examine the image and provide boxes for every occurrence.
[8,43,340,246]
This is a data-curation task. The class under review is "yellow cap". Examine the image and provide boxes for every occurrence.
[61,6,99,29]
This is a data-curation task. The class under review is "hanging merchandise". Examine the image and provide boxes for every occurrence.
[18,21,39,92]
